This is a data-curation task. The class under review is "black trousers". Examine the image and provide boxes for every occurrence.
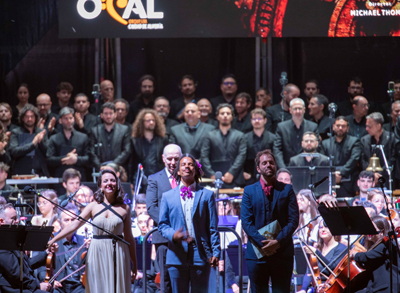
[155,243,171,293]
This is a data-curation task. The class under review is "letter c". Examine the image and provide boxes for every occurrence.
[77,0,102,19]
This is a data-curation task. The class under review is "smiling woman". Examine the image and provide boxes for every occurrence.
[48,169,137,293]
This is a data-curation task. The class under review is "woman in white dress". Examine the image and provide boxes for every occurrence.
[49,169,137,293]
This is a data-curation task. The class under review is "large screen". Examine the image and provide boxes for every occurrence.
[59,0,400,38]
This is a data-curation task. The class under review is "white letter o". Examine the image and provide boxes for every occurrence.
[77,0,102,20]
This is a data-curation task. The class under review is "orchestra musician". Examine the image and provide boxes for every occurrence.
[48,169,137,293]
[352,216,400,293]
[53,203,88,293]
[298,220,346,293]
[296,189,319,244]
[0,196,58,293]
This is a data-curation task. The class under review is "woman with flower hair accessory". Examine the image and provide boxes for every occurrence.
[158,153,220,293]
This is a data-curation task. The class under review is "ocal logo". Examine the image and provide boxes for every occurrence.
[77,0,164,30]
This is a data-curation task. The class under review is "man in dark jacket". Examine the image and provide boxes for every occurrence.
[201,103,247,188]
[244,108,275,185]
[273,98,319,169]
[9,105,49,176]
[321,116,362,197]
[47,107,92,181]
[170,103,215,159]
[90,102,131,169]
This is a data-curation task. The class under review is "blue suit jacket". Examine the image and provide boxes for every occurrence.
[241,181,299,260]
[158,184,220,265]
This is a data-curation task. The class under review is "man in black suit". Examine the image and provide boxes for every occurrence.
[201,103,247,188]
[128,75,156,123]
[232,92,253,133]
[321,116,362,197]
[308,94,331,139]
[0,103,18,132]
[273,98,319,169]
[0,198,56,292]
[170,103,215,159]
[266,83,300,133]
[289,131,329,167]
[210,74,238,119]
[154,97,179,141]
[47,107,92,181]
[146,144,182,293]
[345,95,369,139]
[9,105,49,176]
[244,108,276,184]
[383,100,400,132]
[36,94,58,136]
[90,102,131,169]
[114,99,132,132]
[361,112,397,188]
[169,75,198,121]
[51,82,74,115]
[197,99,219,127]
[73,93,98,134]
[337,77,364,117]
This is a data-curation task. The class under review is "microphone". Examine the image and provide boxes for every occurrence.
[388,81,395,92]
[309,176,329,189]
[24,186,35,194]
[214,171,224,189]
[60,188,80,208]
[328,103,337,112]
[378,176,386,187]
[279,72,288,86]
[92,84,100,103]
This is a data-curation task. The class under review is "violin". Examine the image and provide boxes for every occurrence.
[45,233,55,283]
[307,223,321,287]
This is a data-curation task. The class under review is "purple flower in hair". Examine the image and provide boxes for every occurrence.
[197,162,202,169]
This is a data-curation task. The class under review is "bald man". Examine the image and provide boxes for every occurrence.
[170,103,216,159]
[36,93,58,134]
[197,98,219,127]
[266,83,300,133]
[90,80,115,114]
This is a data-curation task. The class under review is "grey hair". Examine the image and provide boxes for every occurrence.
[290,98,305,108]
[155,96,170,106]
[366,112,384,126]
[59,107,75,117]
[58,202,79,220]
[163,144,182,156]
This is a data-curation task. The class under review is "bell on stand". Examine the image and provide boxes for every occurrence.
[366,154,383,172]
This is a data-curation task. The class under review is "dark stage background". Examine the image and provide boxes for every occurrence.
[1,0,400,108]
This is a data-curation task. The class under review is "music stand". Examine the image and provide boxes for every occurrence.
[318,204,377,293]
[0,225,53,293]
[287,166,332,196]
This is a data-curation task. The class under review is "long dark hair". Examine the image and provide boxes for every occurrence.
[172,153,203,184]
[93,169,124,205]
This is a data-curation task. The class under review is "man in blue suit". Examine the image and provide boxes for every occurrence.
[241,149,299,293]
[159,153,220,293]
[146,143,182,293]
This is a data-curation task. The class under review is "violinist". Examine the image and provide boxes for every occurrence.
[297,189,319,244]
[352,215,400,293]
[53,203,88,293]
[368,189,387,216]
[32,189,59,227]
[298,220,346,293]
[0,196,58,292]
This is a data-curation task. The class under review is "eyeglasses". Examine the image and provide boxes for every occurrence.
[144,119,155,123]
[251,118,264,122]
[37,103,51,107]
[37,201,49,207]
[223,82,236,86]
